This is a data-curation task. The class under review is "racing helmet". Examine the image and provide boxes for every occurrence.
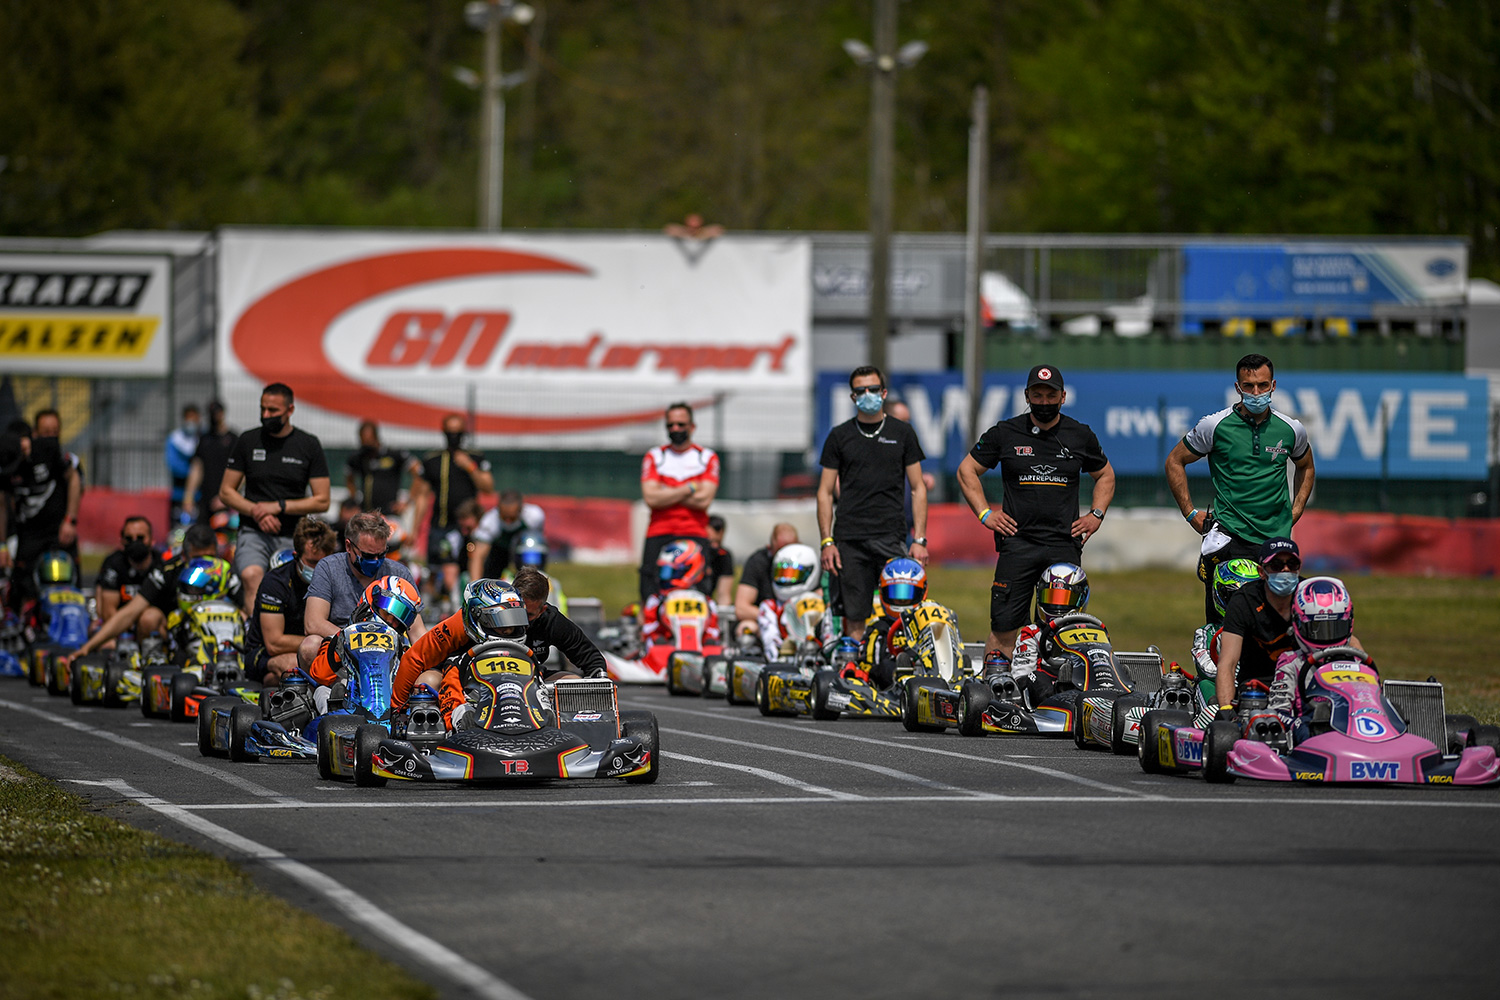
[1035,562,1089,621]
[269,548,297,572]
[176,557,235,616]
[771,544,819,603]
[361,575,422,634]
[877,558,927,619]
[1291,576,1354,652]
[657,539,707,591]
[1211,558,1261,619]
[461,578,529,644]
[33,550,76,588]
[511,529,549,573]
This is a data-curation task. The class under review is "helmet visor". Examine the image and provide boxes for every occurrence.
[372,590,419,631]
[1300,617,1352,645]
[1037,586,1085,610]
[519,550,546,566]
[881,582,920,606]
[471,603,529,636]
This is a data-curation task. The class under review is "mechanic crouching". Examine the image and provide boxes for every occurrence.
[391,569,607,730]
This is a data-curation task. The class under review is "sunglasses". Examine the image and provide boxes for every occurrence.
[852,386,884,397]
[349,544,385,561]
[1264,558,1301,572]
[123,534,150,543]
[665,422,690,430]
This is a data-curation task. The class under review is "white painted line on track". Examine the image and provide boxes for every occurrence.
[663,750,864,799]
[633,700,1160,798]
[663,726,983,795]
[0,697,297,803]
[73,779,532,1000]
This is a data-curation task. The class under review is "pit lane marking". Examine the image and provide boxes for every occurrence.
[662,726,983,795]
[0,697,298,803]
[663,751,865,799]
[631,700,1160,799]
[73,779,533,1000]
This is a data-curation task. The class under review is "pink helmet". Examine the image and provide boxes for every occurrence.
[1291,576,1353,652]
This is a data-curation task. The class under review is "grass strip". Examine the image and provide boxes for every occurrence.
[0,756,436,1000]
[554,562,1500,722]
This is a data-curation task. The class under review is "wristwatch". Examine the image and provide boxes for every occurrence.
[278,498,287,514]
[1089,508,1105,520]
[912,536,928,547]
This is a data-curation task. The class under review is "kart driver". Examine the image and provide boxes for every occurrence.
[750,543,830,661]
[640,540,721,651]
[1266,576,1365,727]
[983,562,1091,707]
[391,570,607,728]
[851,557,929,688]
[306,575,425,715]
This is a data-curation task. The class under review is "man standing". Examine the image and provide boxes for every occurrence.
[638,402,719,602]
[183,401,237,524]
[411,413,493,597]
[299,511,426,672]
[0,419,81,606]
[705,514,734,606]
[96,515,163,621]
[165,404,200,521]
[469,489,545,581]
[345,419,419,514]
[219,383,331,615]
[245,518,338,686]
[956,364,1115,659]
[817,366,927,640]
[1165,353,1315,622]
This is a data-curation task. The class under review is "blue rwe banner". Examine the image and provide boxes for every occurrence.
[813,370,1490,480]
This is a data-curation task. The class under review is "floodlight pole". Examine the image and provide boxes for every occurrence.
[963,85,989,440]
[480,9,502,231]
[867,0,897,373]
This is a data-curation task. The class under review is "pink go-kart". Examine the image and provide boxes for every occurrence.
[1139,647,1500,786]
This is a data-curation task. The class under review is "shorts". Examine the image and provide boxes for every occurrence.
[427,527,461,567]
[989,537,1083,633]
[832,535,909,628]
[245,645,269,683]
[235,528,294,577]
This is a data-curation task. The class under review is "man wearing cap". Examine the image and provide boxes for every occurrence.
[957,364,1115,660]
[1166,353,1315,623]
[1212,536,1304,718]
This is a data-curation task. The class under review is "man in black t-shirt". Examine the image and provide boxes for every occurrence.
[705,515,735,606]
[183,401,237,524]
[0,420,81,608]
[220,383,331,615]
[96,515,164,621]
[733,522,799,640]
[956,365,1115,660]
[817,366,928,640]
[411,413,493,576]
[345,420,419,514]
[1214,537,1303,712]
[245,518,339,684]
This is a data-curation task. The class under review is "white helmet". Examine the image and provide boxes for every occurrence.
[770,544,819,603]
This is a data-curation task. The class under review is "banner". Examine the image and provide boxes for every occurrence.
[217,229,811,450]
[0,252,172,376]
[815,370,1491,480]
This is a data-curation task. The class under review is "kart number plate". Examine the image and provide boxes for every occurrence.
[665,598,707,618]
[50,590,87,605]
[908,604,957,631]
[793,596,825,617]
[1058,627,1106,645]
[1320,670,1376,685]
[347,631,394,651]
[472,655,533,679]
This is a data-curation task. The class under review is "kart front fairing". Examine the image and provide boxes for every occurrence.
[973,615,1132,735]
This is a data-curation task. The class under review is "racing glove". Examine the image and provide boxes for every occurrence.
[450,702,475,730]
[313,685,333,716]
[1213,706,1237,723]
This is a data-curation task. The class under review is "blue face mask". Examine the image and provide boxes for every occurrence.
[298,561,316,583]
[853,389,885,415]
[1240,390,1273,414]
[1267,571,1299,596]
[350,548,384,577]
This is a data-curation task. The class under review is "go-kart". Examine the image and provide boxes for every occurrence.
[1139,647,1500,786]
[68,636,159,708]
[657,590,726,696]
[1098,658,1199,755]
[0,601,25,679]
[342,639,659,787]
[141,600,259,722]
[30,585,92,694]
[934,613,1149,739]
[724,595,827,707]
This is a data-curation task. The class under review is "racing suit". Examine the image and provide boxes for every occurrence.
[756,597,833,662]
[640,592,721,650]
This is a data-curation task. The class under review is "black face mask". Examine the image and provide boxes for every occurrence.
[1030,402,1060,423]
[668,429,689,447]
[261,415,286,434]
[445,431,465,451]
[125,540,151,562]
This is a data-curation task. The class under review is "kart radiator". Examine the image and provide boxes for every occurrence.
[553,679,618,718]
[1116,649,1164,687]
[1383,679,1445,748]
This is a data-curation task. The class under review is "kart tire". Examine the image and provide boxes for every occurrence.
[1071,696,1090,750]
[755,671,773,717]
[958,679,990,738]
[810,671,840,722]
[169,672,197,724]
[664,658,681,697]
[900,677,945,734]
[1204,719,1239,784]
[140,667,167,718]
[724,665,742,706]
[620,710,661,784]
[69,659,85,705]
[353,723,388,787]
[47,655,68,697]
[103,661,128,709]
[1473,724,1500,751]
[316,719,343,781]
[1138,709,1178,775]
[1110,694,1147,756]
[229,704,259,763]
[196,701,216,757]
[1445,714,1480,754]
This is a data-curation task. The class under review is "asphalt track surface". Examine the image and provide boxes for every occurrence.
[4,678,1499,1000]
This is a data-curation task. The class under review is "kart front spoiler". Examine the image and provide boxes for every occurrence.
[370,727,652,782]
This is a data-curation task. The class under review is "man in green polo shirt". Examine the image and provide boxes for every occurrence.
[1165,353,1316,622]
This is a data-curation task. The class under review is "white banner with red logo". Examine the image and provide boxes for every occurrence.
[217,229,811,450]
